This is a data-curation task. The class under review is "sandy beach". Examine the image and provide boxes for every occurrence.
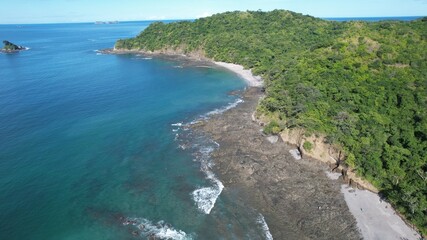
[214,62,263,87]
[103,49,264,87]
[341,186,421,240]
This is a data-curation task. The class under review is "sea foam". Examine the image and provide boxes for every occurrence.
[205,98,243,117]
[123,217,193,240]
[172,98,243,214]
[191,145,224,214]
[257,214,274,240]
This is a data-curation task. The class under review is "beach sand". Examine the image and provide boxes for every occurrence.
[341,186,421,240]
[214,62,263,87]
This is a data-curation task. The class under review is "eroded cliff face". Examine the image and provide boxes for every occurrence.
[279,128,378,193]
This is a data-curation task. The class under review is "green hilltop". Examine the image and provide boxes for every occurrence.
[115,10,427,234]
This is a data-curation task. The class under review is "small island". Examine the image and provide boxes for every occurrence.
[1,40,27,53]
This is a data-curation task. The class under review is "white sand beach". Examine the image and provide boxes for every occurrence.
[341,185,421,240]
[214,62,263,87]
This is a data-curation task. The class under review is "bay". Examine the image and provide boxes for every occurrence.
[0,21,267,239]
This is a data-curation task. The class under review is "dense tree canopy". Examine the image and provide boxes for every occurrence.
[115,10,427,235]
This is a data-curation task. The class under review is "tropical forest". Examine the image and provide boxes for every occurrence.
[114,10,427,234]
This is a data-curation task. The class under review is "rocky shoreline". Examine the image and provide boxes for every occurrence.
[193,87,362,240]
[103,49,422,239]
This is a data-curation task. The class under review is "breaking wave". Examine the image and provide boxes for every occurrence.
[171,97,243,214]
[257,214,273,240]
[191,145,224,214]
[123,217,193,240]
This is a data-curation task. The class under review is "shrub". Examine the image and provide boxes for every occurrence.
[303,141,313,152]
[263,120,282,135]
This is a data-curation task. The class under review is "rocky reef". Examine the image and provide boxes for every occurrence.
[1,40,27,53]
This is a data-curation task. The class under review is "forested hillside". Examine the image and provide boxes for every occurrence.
[115,10,427,234]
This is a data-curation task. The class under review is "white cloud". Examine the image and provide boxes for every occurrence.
[196,12,213,18]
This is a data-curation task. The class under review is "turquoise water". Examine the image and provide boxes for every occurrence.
[0,22,270,239]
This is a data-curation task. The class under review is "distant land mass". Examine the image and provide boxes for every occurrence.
[95,21,119,24]
[113,10,427,236]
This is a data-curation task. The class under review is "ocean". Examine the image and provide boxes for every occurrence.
[0,22,271,239]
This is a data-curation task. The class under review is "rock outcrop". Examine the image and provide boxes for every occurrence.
[1,40,27,53]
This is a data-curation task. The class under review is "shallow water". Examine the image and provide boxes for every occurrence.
[0,22,270,239]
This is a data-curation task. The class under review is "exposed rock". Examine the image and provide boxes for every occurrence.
[1,40,27,53]
[194,87,362,240]
[266,135,279,144]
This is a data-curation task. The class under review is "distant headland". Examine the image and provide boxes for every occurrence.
[95,21,119,25]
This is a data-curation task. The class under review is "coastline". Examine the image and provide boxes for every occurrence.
[101,48,263,87]
[104,48,421,239]
[213,62,263,87]
[195,87,421,240]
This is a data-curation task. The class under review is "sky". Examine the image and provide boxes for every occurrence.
[0,0,426,24]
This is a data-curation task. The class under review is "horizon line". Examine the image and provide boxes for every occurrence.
[0,15,424,25]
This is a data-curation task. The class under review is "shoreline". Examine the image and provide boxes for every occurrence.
[105,48,421,239]
[100,48,263,87]
[195,87,421,239]
[213,61,263,87]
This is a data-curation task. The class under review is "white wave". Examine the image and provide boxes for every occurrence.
[173,65,184,68]
[205,98,243,117]
[123,217,192,240]
[174,98,242,214]
[171,122,183,127]
[191,146,224,214]
[257,214,274,240]
[142,57,153,60]
[93,50,104,55]
[24,47,30,50]
[192,173,224,214]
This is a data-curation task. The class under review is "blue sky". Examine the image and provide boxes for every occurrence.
[0,0,426,24]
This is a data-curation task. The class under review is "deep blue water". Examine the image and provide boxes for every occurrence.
[0,22,271,239]
[324,16,423,22]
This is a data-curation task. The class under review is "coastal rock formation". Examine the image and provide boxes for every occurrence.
[194,87,362,240]
[279,128,378,193]
[1,40,27,53]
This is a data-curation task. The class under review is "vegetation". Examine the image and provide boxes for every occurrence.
[115,10,427,234]
[303,141,314,152]
[2,41,23,51]
[263,120,282,135]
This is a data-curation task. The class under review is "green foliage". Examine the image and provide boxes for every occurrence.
[303,141,313,152]
[263,120,282,135]
[115,11,427,234]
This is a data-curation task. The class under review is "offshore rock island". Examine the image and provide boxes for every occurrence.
[112,10,427,238]
[1,40,27,53]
